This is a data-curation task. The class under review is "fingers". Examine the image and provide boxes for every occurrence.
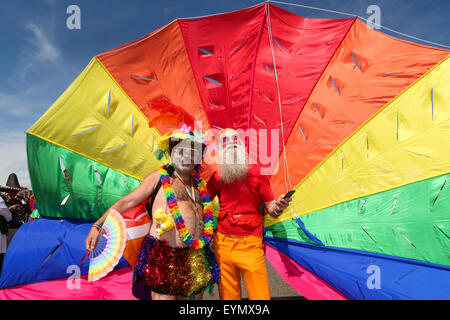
[276,198,289,207]
[87,238,97,252]
[86,233,95,251]
[85,229,100,251]
[85,237,92,251]
[275,196,292,213]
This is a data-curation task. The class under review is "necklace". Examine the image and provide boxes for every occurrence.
[159,164,216,250]
[173,169,203,234]
[173,170,196,202]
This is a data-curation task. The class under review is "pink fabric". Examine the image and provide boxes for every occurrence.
[0,268,137,300]
[264,243,348,300]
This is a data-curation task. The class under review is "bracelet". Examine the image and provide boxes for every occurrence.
[92,223,104,232]
[273,204,282,216]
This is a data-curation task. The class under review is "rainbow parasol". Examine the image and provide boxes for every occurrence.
[1,2,447,300]
[88,209,127,282]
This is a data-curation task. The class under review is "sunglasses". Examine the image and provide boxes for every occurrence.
[174,147,202,159]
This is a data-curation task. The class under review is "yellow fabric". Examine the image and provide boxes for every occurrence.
[213,232,270,300]
[153,129,191,156]
[27,57,165,181]
[266,55,450,226]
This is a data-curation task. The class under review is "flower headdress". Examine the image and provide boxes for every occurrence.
[153,124,209,160]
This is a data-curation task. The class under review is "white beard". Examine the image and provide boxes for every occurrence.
[218,144,249,184]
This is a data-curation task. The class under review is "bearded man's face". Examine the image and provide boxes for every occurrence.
[217,129,249,184]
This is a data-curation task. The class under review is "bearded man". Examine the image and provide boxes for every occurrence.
[207,128,291,300]
[85,129,219,300]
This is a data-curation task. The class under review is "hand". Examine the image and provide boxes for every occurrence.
[17,205,24,214]
[275,194,292,212]
[85,225,103,251]
[8,204,21,213]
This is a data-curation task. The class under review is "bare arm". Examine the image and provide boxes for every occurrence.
[85,170,160,251]
[96,171,159,225]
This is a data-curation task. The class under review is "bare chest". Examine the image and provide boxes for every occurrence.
[150,177,204,246]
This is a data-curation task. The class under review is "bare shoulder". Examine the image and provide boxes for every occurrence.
[143,170,160,182]
[126,170,160,202]
[140,170,160,190]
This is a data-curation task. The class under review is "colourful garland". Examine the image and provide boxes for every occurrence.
[159,164,216,250]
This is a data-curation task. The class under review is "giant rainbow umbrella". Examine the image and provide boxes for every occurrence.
[1,3,449,300]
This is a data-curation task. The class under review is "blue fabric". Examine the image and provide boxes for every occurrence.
[0,218,129,289]
[295,217,324,246]
[264,236,450,300]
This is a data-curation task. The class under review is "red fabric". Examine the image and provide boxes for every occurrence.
[122,200,151,268]
[207,165,275,235]
[29,196,36,212]
[179,4,355,173]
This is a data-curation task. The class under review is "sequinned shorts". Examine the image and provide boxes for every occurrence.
[133,236,220,298]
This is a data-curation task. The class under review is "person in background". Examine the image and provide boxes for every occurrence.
[16,192,31,223]
[3,190,24,229]
[3,174,26,228]
[0,193,12,275]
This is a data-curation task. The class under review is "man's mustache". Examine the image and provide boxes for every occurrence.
[222,143,244,151]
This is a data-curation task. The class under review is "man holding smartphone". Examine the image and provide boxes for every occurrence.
[207,128,292,300]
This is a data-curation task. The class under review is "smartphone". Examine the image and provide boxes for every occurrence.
[284,190,296,199]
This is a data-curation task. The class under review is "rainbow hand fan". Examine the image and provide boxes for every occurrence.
[88,209,127,282]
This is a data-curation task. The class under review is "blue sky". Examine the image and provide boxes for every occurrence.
[0,0,449,188]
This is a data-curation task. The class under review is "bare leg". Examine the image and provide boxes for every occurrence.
[151,291,177,300]
[175,293,203,300]
[194,293,203,300]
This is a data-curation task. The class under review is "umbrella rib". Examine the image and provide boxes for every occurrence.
[298,123,306,141]
[393,226,416,248]
[431,88,434,120]
[390,192,401,215]
[431,180,446,210]
[361,227,376,242]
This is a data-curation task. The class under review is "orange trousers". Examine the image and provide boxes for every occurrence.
[213,232,270,300]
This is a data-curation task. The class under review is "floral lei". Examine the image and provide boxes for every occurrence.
[159,164,216,250]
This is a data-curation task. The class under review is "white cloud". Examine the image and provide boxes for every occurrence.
[0,22,67,192]
[0,91,38,117]
[25,22,60,62]
[12,22,63,84]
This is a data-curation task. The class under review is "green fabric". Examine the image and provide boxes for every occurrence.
[30,208,40,219]
[27,134,141,220]
[265,173,450,267]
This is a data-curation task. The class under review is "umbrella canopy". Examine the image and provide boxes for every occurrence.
[1,3,449,299]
